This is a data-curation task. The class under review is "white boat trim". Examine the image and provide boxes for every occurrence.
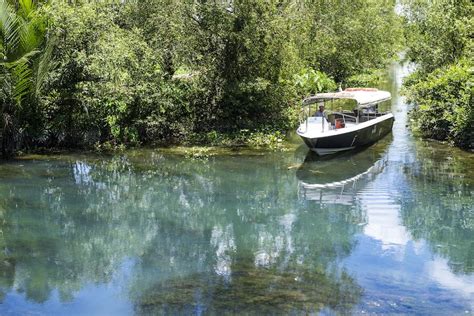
[303,89,391,107]
[297,112,394,139]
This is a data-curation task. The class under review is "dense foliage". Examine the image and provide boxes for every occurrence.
[0,0,403,156]
[0,0,50,157]
[402,0,473,150]
[39,3,165,147]
[405,60,473,148]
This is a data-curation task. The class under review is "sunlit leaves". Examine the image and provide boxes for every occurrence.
[293,68,337,97]
[405,59,473,149]
[402,0,473,149]
[1,0,403,152]
[401,0,473,73]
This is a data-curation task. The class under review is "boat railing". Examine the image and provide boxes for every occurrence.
[299,107,310,133]
[300,109,360,133]
[300,101,383,133]
[360,111,380,123]
[329,111,358,128]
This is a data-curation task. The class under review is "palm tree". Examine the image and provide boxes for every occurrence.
[0,0,51,158]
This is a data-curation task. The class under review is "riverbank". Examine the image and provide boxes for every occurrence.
[10,129,299,161]
[401,1,473,151]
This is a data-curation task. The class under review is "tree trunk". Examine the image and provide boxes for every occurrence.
[1,112,17,159]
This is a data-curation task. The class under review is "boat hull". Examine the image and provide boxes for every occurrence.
[299,115,394,155]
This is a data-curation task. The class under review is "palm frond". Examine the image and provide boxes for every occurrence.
[0,0,21,58]
[18,0,35,19]
[35,37,57,97]
[0,70,10,103]
[2,49,39,106]
[6,49,40,64]
[19,18,42,54]
[0,40,5,59]
[10,60,32,106]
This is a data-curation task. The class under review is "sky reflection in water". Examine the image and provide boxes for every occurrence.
[0,62,472,315]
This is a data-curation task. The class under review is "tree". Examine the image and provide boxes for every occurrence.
[401,0,473,149]
[401,0,473,74]
[1,0,404,154]
[299,0,403,82]
[0,0,49,157]
[39,2,166,147]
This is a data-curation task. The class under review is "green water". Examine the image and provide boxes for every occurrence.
[0,63,472,315]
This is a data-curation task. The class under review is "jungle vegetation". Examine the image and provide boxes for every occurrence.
[0,0,405,157]
[401,0,473,150]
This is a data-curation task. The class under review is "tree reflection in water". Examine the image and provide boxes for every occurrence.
[0,150,364,314]
[0,141,470,314]
[297,136,474,277]
[401,141,474,274]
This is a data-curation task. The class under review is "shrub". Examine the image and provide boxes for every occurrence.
[345,69,386,88]
[404,60,473,150]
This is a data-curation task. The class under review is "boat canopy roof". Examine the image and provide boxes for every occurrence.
[303,88,391,107]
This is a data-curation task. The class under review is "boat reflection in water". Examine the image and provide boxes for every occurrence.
[296,143,389,205]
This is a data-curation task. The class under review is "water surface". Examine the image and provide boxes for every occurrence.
[0,63,472,315]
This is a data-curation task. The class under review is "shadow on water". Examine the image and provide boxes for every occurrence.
[297,134,392,183]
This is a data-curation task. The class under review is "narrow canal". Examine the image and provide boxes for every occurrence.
[0,61,472,315]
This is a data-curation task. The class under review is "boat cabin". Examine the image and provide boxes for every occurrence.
[298,88,391,134]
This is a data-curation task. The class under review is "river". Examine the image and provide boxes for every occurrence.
[0,61,472,315]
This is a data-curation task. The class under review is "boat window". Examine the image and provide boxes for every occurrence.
[326,99,357,112]
[377,99,391,112]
